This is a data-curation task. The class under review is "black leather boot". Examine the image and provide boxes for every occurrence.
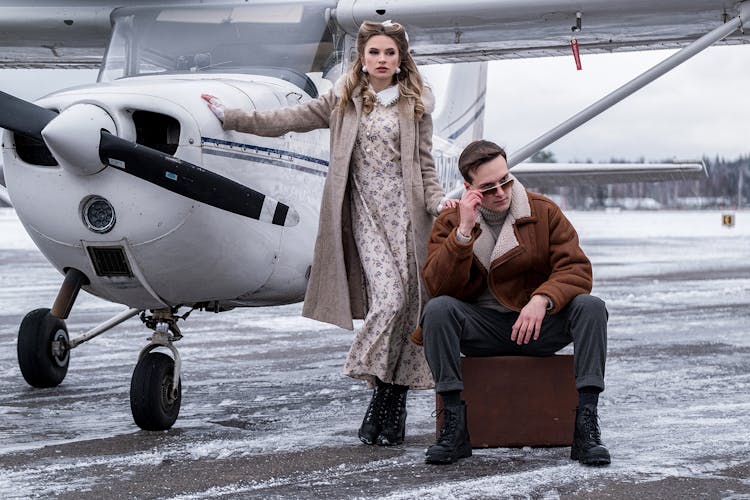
[571,404,611,466]
[376,384,408,446]
[358,381,388,445]
[425,401,472,464]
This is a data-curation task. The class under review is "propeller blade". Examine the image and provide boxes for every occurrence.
[0,91,58,141]
[98,131,299,227]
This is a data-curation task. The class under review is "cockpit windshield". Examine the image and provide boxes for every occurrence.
[99,1,343,93]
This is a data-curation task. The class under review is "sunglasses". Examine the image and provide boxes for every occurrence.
[472,177,514,196]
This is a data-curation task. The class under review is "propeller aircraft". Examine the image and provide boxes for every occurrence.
[0,0,746,430]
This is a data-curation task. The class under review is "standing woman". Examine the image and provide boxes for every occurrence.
[202,20,454,446]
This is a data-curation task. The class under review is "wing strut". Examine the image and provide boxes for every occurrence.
[508,3,749,168]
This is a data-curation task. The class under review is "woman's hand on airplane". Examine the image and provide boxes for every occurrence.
[201,94,225,123]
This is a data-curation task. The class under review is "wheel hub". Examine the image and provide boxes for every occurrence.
[50,328,70,367]
[161,379,178,407]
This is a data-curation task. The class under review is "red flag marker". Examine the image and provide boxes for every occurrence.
[571,38,582,70]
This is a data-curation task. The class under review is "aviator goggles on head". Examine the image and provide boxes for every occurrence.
[471,176,514,196]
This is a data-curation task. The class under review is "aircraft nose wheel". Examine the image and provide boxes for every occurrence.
[17,308,70,387]
[130,313,184,431]
[130,351,182,431]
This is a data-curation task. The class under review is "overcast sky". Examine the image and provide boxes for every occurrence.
[1,43,747,163]
[478,44,750,163]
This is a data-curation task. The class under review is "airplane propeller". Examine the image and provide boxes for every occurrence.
[0,90,298,227]
[0,90,58,141]
[98,132,297,226]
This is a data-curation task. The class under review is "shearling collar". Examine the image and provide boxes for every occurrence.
[473,175,531,269]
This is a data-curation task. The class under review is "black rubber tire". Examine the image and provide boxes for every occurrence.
[17,308,69,387]
[130,351,181,430]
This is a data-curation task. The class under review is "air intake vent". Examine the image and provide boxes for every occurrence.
[87,246,132,277]
[133,110,180,155]
[14,133,58,166]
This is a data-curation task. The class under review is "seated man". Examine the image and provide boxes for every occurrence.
[413,140,610,466]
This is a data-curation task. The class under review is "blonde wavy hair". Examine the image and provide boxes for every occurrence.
[337,20,426,119]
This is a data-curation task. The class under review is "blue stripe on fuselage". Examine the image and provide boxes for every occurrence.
[448,105,485,141]
[201,137,328,167]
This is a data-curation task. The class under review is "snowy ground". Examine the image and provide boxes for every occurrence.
[1,207,749,499]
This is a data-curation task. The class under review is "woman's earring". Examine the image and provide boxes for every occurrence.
[362,66,368,74]
[395,67,401,74]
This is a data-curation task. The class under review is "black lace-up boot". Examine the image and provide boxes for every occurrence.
[358,380,388,445]
[425,401,472,464]
[571,404,611,466]
[376,384,408,446]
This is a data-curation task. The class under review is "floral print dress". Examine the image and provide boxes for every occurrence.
[343,86,434,390]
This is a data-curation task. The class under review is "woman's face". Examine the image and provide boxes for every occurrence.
[361,34,400,91]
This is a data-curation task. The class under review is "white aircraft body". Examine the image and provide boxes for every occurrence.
[0,0,745,430]
[0,157,9,206]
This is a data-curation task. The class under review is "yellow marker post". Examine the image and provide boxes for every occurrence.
[722,213,735,228]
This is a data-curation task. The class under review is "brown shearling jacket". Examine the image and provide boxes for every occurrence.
[412,185,592,345]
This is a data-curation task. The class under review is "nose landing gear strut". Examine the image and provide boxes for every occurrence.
[130,308,183,431]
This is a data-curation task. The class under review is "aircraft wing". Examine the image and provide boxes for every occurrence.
[0,4,115,68]
[334,0,750,64]
[1,1,748,67]
[445,161,707,198]
[510,161,707,189]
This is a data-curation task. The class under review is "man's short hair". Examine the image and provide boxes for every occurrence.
[458,140,508,182]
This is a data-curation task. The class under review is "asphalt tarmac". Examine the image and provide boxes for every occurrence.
[1,209,750,499]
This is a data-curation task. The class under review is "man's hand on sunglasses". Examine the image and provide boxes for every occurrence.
[458,188,483,238]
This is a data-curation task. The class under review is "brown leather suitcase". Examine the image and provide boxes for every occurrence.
[436,355,577,447]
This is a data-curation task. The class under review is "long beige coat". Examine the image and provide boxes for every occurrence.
[223,81,445,330]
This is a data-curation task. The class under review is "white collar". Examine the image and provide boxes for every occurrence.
[372,84,399,107]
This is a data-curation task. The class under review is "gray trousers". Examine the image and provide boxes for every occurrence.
[422,295,608,394]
